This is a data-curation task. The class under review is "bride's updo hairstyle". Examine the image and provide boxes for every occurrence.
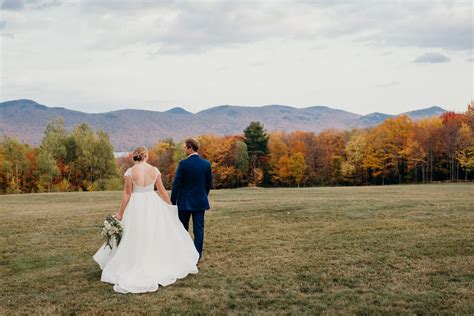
[132,146,148,162]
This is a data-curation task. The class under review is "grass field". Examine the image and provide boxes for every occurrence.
[1,184,473,314]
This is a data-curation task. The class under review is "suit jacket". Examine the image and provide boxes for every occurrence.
[171,154,212,211]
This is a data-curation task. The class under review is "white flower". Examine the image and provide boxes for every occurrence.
[100,214,124,249]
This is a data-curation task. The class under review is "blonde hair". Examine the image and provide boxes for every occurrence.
[132,146,148,162]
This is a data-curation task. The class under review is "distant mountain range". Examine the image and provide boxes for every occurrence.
[0,99,446,151]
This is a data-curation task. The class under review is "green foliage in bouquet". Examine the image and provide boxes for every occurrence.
[100,215,123,249]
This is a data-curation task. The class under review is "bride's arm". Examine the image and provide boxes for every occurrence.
[115,176,133,220]
[155,175,172,205]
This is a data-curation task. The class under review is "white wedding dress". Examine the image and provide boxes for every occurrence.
[93,167,199,294]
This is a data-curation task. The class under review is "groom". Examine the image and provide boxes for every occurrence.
[171,138,212,261]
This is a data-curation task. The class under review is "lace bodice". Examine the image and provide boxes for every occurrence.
[124,167,160,193]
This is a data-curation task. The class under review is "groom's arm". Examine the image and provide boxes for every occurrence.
[171,161,184,205]
[205,161,212,195]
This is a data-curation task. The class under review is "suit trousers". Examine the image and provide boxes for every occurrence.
[178,210,205,258]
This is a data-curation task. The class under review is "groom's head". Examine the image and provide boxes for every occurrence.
[184,138,200,155]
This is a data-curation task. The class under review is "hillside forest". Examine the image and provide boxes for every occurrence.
[0,105,473,194]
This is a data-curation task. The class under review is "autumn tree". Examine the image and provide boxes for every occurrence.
[410,117,443,182]
[364,116,413,184]
[402,137,426,183]
[196,135,249,188]
[268,132,289,185]
[216,137,248,188]
[313,130,346,185]
[0,136,32,193]
[150,139,176,188]
[465,102,474,129]
[288,131,318,183]
[456,123,474,180]
[288,152,307,187]
[440,112,464,181]
[342,132,367,184]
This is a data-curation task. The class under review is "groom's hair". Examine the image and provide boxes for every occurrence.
[185,138,200,152]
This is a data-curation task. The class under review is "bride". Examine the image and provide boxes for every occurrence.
[93,146,199,294]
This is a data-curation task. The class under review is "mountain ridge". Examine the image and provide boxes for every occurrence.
[0,99,447,151]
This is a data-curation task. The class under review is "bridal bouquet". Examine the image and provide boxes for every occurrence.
[100,215,123,249]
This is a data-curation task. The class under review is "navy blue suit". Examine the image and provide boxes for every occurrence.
[171,154,212,258]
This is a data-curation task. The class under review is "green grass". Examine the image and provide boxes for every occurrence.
[1,184,473,314]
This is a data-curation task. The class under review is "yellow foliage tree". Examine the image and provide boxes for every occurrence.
[456,123,474,180]
[288,152,307,187]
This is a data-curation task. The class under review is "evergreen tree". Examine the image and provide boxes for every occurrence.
[243,121,269,186]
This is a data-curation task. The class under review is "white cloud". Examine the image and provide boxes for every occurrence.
[414,52,451,63]
[1,0,23,10]
[2,1,470,53]
[0,0,61,11]
[0,1,471,114]
[376,81,400,88]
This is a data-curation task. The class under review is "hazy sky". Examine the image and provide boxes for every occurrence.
[0,0,472,115]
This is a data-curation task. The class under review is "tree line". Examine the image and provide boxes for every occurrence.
[119,105,474,188]
[0,120,118,193]
[0,105,473,193]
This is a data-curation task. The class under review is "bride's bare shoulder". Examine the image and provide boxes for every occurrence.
[145,162,156,170]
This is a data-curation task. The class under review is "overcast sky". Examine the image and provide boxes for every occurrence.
[0,0,472,114]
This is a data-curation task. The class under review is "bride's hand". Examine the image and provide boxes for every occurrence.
[115,212,122,220]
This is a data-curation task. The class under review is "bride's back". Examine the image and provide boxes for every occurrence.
[129,163,157,187]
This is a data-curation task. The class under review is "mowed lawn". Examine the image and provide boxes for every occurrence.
[1,184,473,314]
